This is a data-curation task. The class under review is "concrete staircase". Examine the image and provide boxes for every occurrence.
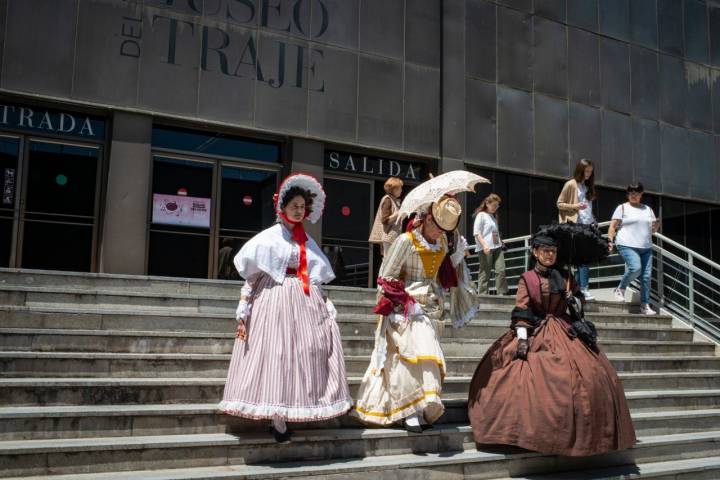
[0,270,719,479]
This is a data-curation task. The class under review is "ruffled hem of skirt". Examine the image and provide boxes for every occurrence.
[217,398,353,422]
[350,390,444,426]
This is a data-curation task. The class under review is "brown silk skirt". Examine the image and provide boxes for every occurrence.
[467,317,637,457]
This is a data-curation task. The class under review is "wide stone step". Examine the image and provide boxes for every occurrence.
[1,427,719,478]
[3,352,719,378]
[2,400,719,441]
[1,328,713,357]
[5,374,720,407]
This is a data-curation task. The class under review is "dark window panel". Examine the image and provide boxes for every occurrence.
[596,186,627,224]
[465,78,497,165]
[688,130,717,201]
[600,38,630,113]
[600,0,630,41]
[497,6,533,91]
[502,172,532,237]
[533,17,567,98]
[568,0,598,31]
[600,111,633,187]
[535,0,566,22]
[466,0,496,82]
[685,0,709,64]
[497,86,533,170]
[630,0,658,49]
[569,102,602,165]
[686,63,713,132]
[660,124,690,197]
[148,231,209,278]
[710,5,720,66]
[568,28,601,106]
[658,0,684,57]
[712,208,720,262]
[685,202,712,259]
[632,118,662,193]
[631,47,659,119]
[660,197,685,246]
[534,94,569,177]
[659,55,687,127]
[531,177,563,231]
[22,222,93,273]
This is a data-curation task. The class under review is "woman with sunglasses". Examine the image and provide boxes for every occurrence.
[607,183,660,315]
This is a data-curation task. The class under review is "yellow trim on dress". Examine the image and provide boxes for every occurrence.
[354,390,440,417]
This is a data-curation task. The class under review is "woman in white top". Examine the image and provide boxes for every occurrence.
[473,193,508,295]
[607,183,660,315]
[557,159,597,300]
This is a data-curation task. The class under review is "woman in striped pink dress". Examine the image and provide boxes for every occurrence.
[218,174,352,443]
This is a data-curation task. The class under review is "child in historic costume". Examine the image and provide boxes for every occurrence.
[351,196,476,432]
[467,232,636,456]
[218,174,353,443]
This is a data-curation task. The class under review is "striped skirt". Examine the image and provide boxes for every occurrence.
[218,273,353,422]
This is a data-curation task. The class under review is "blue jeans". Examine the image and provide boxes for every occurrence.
[575,265,590,290]
[617,245,653,304]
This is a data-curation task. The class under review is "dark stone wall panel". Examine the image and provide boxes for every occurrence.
[533,17,567,98]
[600,38,630,113]
[359,0,403,59]
[406,0,441,68]
[313,0,358,49]
[659,54,687,127]
[660,124,690,197]
[497,86,533,170]
[686,63,712,132]
[631,47,659,120]
[465,78,497,165]
[308,46,358,142]
[685,0,709,64]
[658,0,684,57]
[534,94,569,177]
[357,55,403,149]
[688,130,717,200]
[569,28,601,106]
[630,0,658,49]
[600,110,633,186]
[497,6,533,91]
[2,0,77,96]
[535,0,565,22]
[712,69,720,134]
[632,118,661,192]
[710,5,720,67]
[568,0,598,31]
[496,0,532,13]
[466,0,496,82]
[569,102,601,165]
[600,0,630,42]
[404,65,440,155]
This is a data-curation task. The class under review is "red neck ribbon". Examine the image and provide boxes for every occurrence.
[279,213,310,295]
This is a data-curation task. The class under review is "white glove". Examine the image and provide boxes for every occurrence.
[236,299,250,322]
[516,326,528,340]
[325,298,337,320]
[451,235,469,267]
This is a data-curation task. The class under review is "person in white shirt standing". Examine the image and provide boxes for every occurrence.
[557,158,597,301]
[607,183,661,315]
[473,193,508,295]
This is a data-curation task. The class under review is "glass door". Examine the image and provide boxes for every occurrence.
[322,176,374,287]
[148,156,214,278]
[214,164,278,279]
[19,140,100,272]
[0,136,20,268]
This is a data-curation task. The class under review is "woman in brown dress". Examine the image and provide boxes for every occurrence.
[467,232,636,456]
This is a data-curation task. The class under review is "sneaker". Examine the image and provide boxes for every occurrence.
[613,288,626,302]
[581,289,595,301]
[640,304,656,315]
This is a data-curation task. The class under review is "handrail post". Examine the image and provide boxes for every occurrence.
[524,238,529,272]
[656,237,664,306]
[688,254,695,322]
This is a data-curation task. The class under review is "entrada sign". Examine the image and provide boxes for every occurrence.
[325,151,428,181]
[0,104,105,140]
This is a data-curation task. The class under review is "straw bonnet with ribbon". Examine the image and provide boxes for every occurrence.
[273,174,326,295]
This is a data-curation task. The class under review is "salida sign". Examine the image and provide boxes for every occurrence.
[119,0,328,92]
[325,151,428,181]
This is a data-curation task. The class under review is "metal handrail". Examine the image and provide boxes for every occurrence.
[467,220,720,343]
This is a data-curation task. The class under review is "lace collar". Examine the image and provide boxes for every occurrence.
[412,228,443,252]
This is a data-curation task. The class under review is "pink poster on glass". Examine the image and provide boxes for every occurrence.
[152,193,211,228]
